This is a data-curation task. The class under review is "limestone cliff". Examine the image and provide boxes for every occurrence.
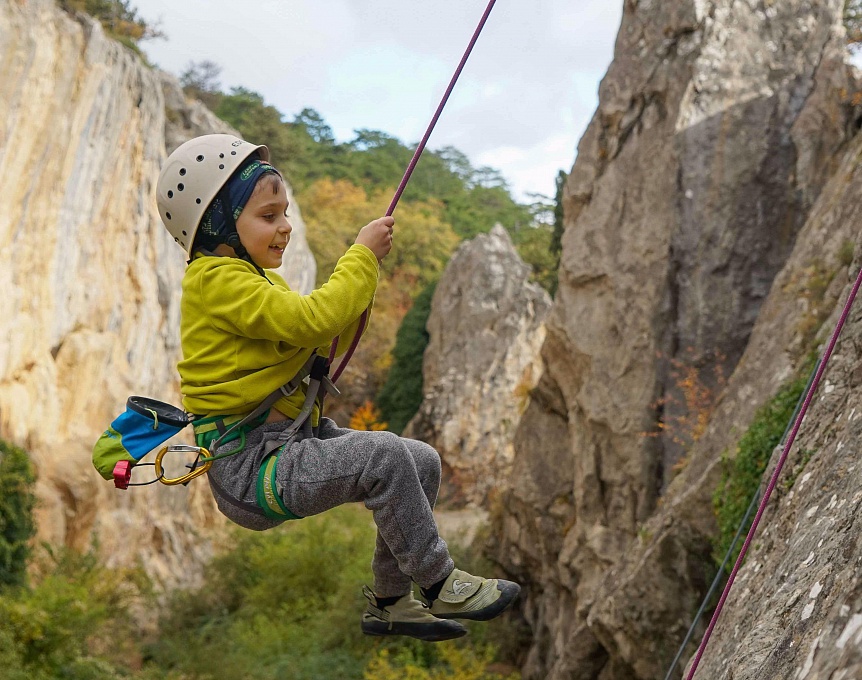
[404,225,551,507]
[491,1,859,678]
[0,0,314,584]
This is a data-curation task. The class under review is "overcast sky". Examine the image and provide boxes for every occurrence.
[133,0,623,201]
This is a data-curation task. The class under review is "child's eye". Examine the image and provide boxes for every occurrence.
[263,214,275,220]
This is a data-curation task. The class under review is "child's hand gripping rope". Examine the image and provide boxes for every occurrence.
[355,216,394,262]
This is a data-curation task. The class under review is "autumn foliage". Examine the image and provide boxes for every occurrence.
[349,401,389,431]
[643,349,728,470]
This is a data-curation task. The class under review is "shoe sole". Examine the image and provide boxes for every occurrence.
[361,619,468,642]
[434,580,521,621]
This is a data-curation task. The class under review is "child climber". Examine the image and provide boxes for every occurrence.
[156,134,520,642]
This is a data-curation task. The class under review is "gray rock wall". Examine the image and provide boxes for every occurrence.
[404,225,551,507]
[493,1,857,678]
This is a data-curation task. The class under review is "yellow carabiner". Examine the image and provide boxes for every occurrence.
[154,445,213,486]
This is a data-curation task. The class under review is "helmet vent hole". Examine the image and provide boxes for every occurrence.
[178,183,185,191]
[167,190,173,198]
[196,198,202,204]
[179,168,187,176]
[231,151,237,155]
[174,237,179,243]
[219,164,225,170]
[219,153,225,158]
[166,212,172,220]
[196,155,204,162]
[182,230,187,236]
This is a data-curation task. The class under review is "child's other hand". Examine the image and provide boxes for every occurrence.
[355,216,395,262]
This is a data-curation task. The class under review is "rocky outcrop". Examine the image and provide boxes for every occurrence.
[0,0,314,585]
[404,225,551,507]
[594,120,862,680]
[492,1,858,678]
[674,120,862,680]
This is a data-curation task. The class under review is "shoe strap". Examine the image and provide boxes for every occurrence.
[438,572,483,603]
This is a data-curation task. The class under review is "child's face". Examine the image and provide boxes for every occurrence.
[235,176,292,269]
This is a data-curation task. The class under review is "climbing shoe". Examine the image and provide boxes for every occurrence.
[420,568,521,621]
[361,585,468,642]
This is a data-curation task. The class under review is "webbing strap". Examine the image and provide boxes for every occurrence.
[256,452,301,520]
[208,353,317,451]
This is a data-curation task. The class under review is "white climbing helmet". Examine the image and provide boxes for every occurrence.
[157,134,270,254]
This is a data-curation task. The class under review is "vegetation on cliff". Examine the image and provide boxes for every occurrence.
[57,0,164,55]
[712,370,811,570]
[149,506,521,679]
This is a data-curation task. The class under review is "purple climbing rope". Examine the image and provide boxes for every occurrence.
[686,265,862,679]
[384,0,498,217]
[329,0,498,383]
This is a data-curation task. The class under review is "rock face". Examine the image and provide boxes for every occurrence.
[592,125,862,680]
[491,1,858,678]
[404,225,551,507]
[0,0,314,585]
[676,114,862,680]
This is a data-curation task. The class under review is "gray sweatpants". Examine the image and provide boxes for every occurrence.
[206,417,454,597]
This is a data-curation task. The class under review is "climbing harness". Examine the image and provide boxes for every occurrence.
[93,352,335,489]
[93,0,499,510]
[683,266,862,679]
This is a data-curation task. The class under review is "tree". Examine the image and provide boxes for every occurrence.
[436,146,474,183]
[0,440,36,589]
[376,281,438,434]
[846,0,862,49]
[551,169,567,256]
[472,166,508,190]
[293,108,335,145]
[214,87,308,181]
[180,60,223,110]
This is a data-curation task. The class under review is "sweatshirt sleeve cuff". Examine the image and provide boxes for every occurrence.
[349,244,380,272]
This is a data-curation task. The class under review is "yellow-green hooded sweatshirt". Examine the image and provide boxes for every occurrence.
[179,244,378,424]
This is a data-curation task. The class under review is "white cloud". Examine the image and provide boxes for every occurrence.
[134,0,623,198]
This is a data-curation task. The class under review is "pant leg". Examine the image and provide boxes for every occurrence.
[371,434,446,595]
[275,419,453,597]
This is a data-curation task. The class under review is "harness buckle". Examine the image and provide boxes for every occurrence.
[310,354,330,381]
[154,445,212,486]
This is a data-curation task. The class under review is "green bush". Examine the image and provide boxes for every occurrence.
[149,506,377,679]
[0,546,154,679]
[57,0,163,47]
[148,505,521,679]
[376,281,437,434]
[0,440,36,589]
[712,372,810,569]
